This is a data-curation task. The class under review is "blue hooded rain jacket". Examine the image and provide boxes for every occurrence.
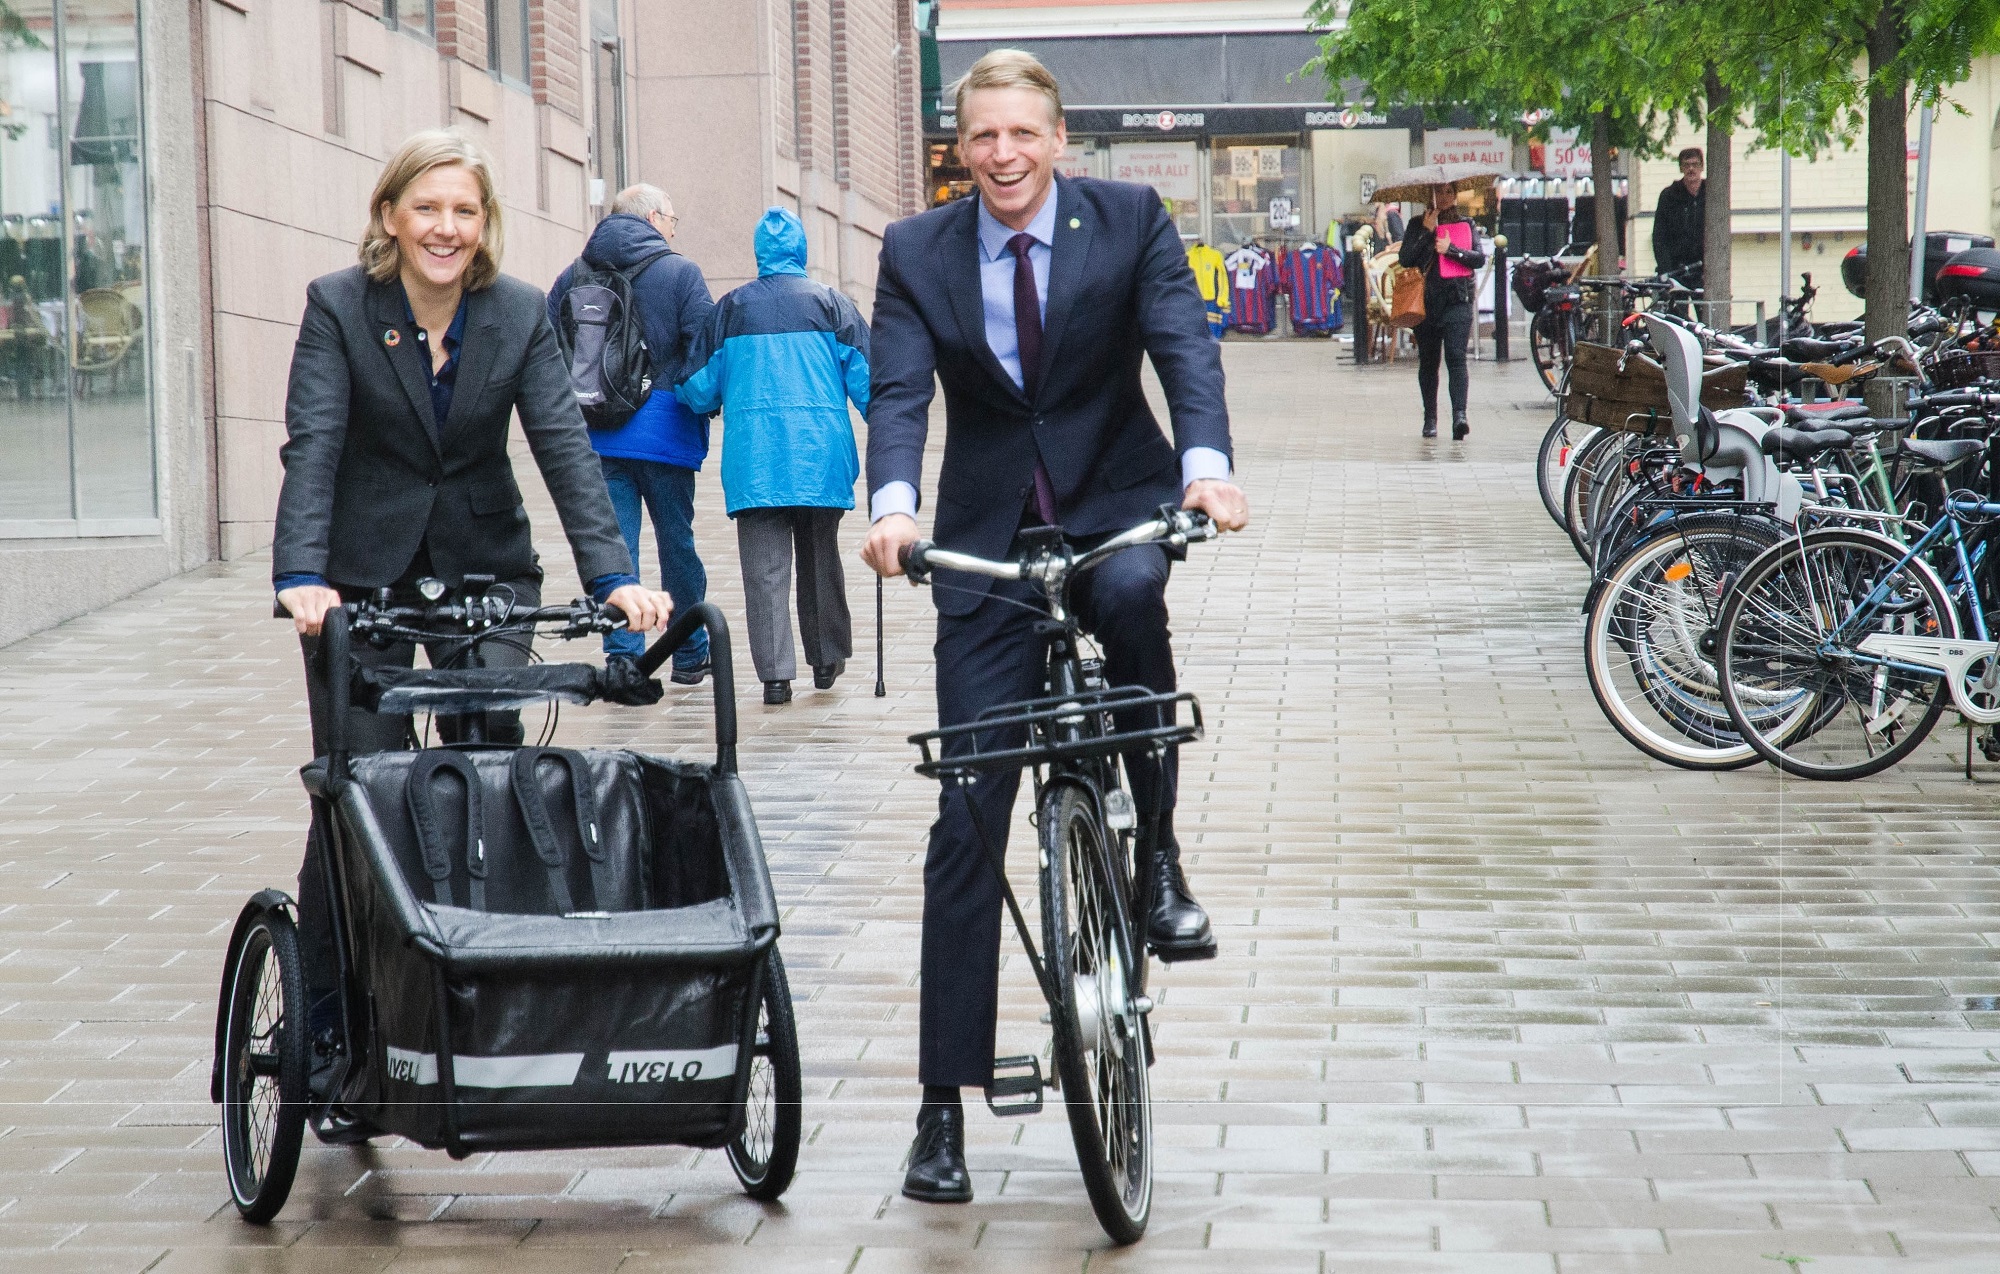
[675,207,870,515]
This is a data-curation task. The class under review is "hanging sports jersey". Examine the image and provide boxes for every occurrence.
[1223,244,1278,335]
[1280,243,1344,332]
[1185,243,1229,311]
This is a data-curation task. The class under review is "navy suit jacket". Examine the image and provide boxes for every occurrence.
[865,175,1231,615]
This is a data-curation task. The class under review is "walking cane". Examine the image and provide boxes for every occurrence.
[874,574,887,697]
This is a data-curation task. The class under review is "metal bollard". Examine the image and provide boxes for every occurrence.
[1492,237,1510,362]
[1347,245,1369,365]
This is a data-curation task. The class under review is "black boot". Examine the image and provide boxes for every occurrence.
[763,680,792,705]
[1421,410,1437,439]
[1452,410,1469,440]
[902,1102,972,1203]
[1137,821,1216,962]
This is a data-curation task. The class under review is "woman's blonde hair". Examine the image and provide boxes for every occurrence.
[359,129,504,291]
[951,49,1064,133]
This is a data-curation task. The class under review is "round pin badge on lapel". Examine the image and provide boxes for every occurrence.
[383,328,401,348]
[1069,218,1081,229]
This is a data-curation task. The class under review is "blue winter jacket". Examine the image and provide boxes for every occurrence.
[676,208,870,515]
[548,213,715,470]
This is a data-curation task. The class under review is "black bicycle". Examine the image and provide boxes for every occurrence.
[899,505,1218,1244]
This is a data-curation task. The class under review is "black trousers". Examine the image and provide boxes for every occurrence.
[1415,299,1473,417]
[919,540,1177,1088]
[294,573,540,995]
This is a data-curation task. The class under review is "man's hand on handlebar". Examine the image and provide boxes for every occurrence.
[862,512,921,579]
[1183,478,1250,532]
[604,584,672,633]
[278,584,345,637]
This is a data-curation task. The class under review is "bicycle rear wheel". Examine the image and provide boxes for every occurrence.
[1039,783,1151,1245]
[220,902,308,1224]
[1716,528,1958,780]
[1584,514,1783,769]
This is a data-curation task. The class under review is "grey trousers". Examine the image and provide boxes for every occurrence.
[735,506,852,683]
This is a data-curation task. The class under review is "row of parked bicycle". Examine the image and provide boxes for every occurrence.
[1536,251,2000,782]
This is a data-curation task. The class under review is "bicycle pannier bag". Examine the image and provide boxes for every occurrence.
[1389,263,1427,328]
[555,253,666,431]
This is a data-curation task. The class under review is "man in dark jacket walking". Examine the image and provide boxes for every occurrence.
[678,207,869,705]
[1652,148,1705,282]
[548,184,715,682]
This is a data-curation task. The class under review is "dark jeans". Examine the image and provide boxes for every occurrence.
[294,573,539,997]
[1415,299,1473,417]
[919,541,1178,1088]
[601,456,709,669]
[734,506,852,683]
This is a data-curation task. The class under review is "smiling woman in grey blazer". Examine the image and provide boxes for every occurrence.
[270,130,673,1018]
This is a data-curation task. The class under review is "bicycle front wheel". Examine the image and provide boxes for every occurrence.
[1530,309,1570,393]
[1039,783,1151,1245]
[1716,529,1959,780]
[1584,515,1784,769]
[1537,414,1600,530]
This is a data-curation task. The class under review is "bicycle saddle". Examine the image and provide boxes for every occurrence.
[1782,337,1850,362]
[1902,436,1988,468]
[1760,427,1855,462]
[1783,401,1869,424]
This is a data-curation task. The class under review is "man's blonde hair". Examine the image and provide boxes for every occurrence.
[951,49,1064,132]
[359,129,505,291]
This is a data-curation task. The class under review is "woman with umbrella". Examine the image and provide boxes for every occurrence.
[1395,174,1488,440]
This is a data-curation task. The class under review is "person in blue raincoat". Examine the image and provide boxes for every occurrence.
[677,206,870,705]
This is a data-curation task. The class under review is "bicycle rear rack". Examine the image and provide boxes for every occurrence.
[909,685,1203,780]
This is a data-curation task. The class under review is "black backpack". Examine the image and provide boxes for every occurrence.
[554,250,668,430]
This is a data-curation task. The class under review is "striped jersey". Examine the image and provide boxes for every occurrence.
[1280,244,1344,332]
[1224,245,1278,335]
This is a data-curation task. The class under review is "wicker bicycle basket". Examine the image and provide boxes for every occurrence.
[1561,342,1751,435]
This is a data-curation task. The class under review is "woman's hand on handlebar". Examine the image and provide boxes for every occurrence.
[1183,478,1250,532]
[862,512,921,578]
[605,584,672,633]
[278,584,344,637]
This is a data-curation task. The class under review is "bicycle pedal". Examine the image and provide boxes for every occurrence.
[1154,938,1218,965]
[984,1054,1046,1117]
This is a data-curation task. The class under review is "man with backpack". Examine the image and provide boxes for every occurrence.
[548,184,714,683]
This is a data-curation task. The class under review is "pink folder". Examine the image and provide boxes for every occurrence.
[1436,221,1474,278]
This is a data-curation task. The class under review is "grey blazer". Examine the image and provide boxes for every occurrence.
[272,264,631,590]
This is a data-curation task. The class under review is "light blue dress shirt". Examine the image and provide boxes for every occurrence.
[870,191,1231,523]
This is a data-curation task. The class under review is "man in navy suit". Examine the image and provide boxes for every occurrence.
[860,49,1251,1203]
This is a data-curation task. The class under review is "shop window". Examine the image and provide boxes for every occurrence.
[0,0,155,537]
[487,0,529,86]
[926,140,974,206]
[1110,141,1200,240]
[384,0,436,41]
[1211,137,1305,250]
[587,0,622,210]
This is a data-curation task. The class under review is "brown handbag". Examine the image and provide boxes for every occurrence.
[1389,257,1428,328]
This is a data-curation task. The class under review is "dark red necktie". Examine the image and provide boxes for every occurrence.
[1008,231,1058,525]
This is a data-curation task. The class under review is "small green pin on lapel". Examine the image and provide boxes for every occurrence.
[1069,217,1080,229]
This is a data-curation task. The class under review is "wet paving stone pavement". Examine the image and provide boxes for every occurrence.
[3,343,2000,1272]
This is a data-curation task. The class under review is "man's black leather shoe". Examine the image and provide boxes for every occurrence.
[902,1105,972,1203]
[1140,842,1216,962]
[670,660,710,686]
[813,660,845,690]
[763,680,792,705]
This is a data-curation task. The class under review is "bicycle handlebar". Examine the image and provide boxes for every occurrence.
[898,506,1219,587]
